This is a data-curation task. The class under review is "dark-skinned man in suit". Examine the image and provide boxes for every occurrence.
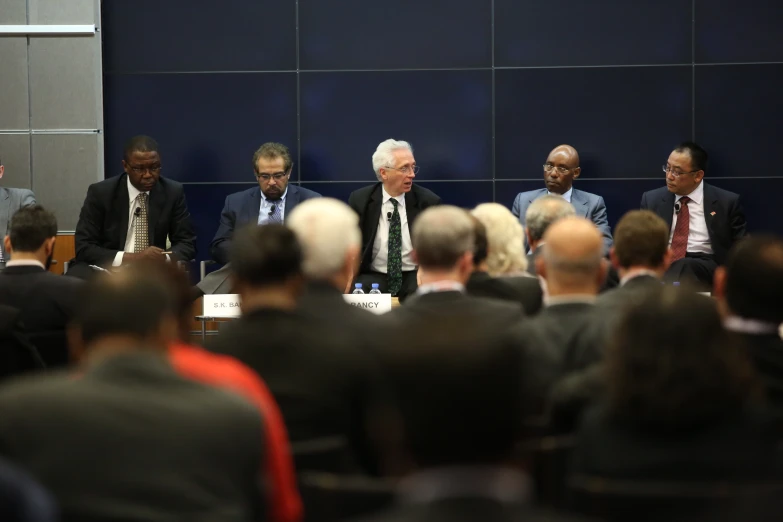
[641,141,746,289]
[348,139,441,300]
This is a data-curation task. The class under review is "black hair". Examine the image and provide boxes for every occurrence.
[8,205,57,252]
[230,224,303,287]
[725,235,783,324]
[674,141,709,172]
[123,135,160,161]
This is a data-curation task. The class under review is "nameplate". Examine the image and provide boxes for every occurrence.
[203,294,242,318]
[342,294,393,315]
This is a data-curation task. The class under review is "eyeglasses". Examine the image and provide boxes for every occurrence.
[385,165,420,175]
[662,165,699,177]
[128,164,161,175]
[543,164,573,175]
[256,172,289,182]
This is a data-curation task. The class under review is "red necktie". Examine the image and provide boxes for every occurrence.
[670,196,691,261]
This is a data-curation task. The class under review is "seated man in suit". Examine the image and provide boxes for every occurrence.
[523,195,576,275]
[597,210,671,314]
[641,141,746,289]
[72,135,196,276]
[714,235,783,417]
[515,217,609,417]
[199,142,321,295]
[0,206,83,367]
[207,224,385,474]
[0,267,265,521]
[467,207,542,315]
[512,145,612,253]
[210,142,321,265]
[287,198,383,334]
[387,206,524,328]
[0,304,44,380]
[348,139,441,299]
[0,156,36,268]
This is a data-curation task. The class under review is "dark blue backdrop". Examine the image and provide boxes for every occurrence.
[102,0,782,262]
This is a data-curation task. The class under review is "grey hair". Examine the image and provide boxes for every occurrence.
[525,195,577,243]
[471,203,528,275]
[412,206,475,270]
[372,139,413,181]
[286,198,361,280]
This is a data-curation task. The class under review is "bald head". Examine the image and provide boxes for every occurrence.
[539,216,605,295]
[544,144,581,195]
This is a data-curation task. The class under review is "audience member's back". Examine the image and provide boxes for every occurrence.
[0,267,264,522]
[573,287,781,482]
[205,224,383,473]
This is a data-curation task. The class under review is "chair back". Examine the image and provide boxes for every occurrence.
[298,471,395,522]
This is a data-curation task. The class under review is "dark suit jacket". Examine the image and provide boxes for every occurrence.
[640,182,746,265]
[207,307,385,474]
[739,332,783,418]
[595,274,661,317]
[387,291,524,330]
[0,457,57,522]
[466,271,543,316]
[348,183,441,273]
[210,185,322,264]
[74,174,196,266]
[0,353,264,522]
[297,280,385,338]
[513,302,608,416]
[0,304,44,379]
[573,404,783,481]
[0,265,84,367]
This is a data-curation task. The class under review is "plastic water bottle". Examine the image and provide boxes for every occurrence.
[369,283,382,295]
[352,283,365,294]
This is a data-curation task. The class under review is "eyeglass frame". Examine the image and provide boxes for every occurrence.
[543,163,575,175]
[127,164,161,175]
[255,171,290,182]
[662,165,700,178]
[383,165,420,175]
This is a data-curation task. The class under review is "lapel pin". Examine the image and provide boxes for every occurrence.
[710,211,716,216]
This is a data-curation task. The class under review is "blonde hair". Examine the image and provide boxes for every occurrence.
[471,203,528,276]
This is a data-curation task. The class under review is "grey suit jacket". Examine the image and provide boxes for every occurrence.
[0,187,36,259]
[0,352,265,522]
[511,188,613,253]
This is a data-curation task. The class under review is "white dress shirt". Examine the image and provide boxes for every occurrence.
[548,187,573,203]
[257,186,288,225]
[669,181,713,255]
[370,187,416,273]
[4,259,45,269]
[113,178,150,267]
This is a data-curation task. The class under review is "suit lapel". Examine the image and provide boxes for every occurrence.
[284,185,300,223]
[404,187,421,235]
[240,188,260,227]
[362,184,383,264]
[569,189,590,218]
[527,188,548,207]
[147,180,166,246]
[702,183,718,244]
[659,190,675,231]
[0,188,10,236]
[116,175,131,247]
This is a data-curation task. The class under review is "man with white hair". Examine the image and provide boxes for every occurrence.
[348,139,441,300]
[523,194,577,275]
[386,206,523,327]
[287,198,383,330]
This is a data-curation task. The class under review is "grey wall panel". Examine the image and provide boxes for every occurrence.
[0,135,32,190]
[29,37,98,129]
[0,0,27,24]
[28,0,95,24]
[0,38,30,130]
[32,134,98,230]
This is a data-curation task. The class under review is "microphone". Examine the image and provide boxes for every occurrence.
[387,212,392,221]
[268,204,276,217]
[134,207,141,217]
[674,202,681,215]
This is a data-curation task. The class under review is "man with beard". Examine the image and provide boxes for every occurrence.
[0,206,83,367]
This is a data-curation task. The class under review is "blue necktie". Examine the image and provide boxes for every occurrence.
[267,198,283,224]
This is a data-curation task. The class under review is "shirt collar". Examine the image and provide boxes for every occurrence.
[676,180,704,205]
[4,259,46,270]
[548,187,573,203]
[544,294,596,307]
[127,176,147,202]
[261,186,288,203]
[724,315,781,336]
[416,280,465,295]
[397,466,530,505]
[382,186,406,207]
[619,269,660,287]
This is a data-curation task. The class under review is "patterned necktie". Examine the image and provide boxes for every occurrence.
[670,196,691,261]
[133,193,150,253]
[387,199,403,296]
[267,198,283,224]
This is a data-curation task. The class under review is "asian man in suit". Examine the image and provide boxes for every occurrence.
[0,156,36,267]
[348,139,441,299]
[641,141,746,289]
[71,136,196,277]
[512,145,613,253]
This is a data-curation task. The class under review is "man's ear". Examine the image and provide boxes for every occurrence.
[46,237,57,257]
[609,247,619,270]
[0,165,5,179]
[68,324,85,365]
[411,249,419,266]
[3,236,11,256]
[536,255,546,279]
[713,266,727,300]
[662,247,673,271]
[572,167,581,180]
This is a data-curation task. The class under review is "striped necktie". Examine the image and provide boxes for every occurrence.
[267,198,283,224]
